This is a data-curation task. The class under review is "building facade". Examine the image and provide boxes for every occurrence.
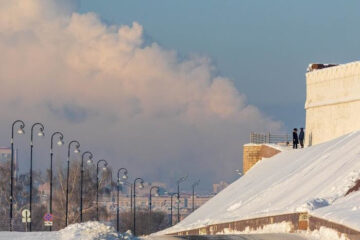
[305,62,360,145]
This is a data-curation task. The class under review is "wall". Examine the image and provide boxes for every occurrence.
[243,144,281,173]
[305,62,360,145]
[169,213,360,240]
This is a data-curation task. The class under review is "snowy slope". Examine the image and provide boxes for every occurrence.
[158,132,360,234]
[312,190,360,231]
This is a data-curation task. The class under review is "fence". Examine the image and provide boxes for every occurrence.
[250,132,290,144]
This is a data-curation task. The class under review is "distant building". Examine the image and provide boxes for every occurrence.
[100,191,214,222]
[213,181,229,194]
[305,62,360,145]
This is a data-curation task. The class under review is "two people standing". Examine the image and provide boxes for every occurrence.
[293,128,304,149]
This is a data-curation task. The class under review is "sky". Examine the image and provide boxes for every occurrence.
[0,0,359,192]
[78,0,360,129]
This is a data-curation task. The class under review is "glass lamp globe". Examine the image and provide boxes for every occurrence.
[17,128,25,134]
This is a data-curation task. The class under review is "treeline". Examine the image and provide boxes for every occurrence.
[0,160,168,234]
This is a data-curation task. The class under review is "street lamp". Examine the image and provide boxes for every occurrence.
[10,120,25,231]
[65,140,80,226]
[192,180,200,212]
[96,159,108,221]
[50,132,64,230]
[169,192,177,226]
[133,177,144,236]
[29,123,45,232]
[149,186,159,213]
[117,168,128,232]
[176,175,187,223]
[80,151,93,222]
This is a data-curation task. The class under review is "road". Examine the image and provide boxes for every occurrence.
[144,233,308,240]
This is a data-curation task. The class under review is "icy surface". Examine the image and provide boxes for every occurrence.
[157,132,360,234]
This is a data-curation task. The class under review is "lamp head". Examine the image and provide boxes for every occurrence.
[122,174,128,180]
[102,163,108,171]
[155,188,160,196]
[37,131,44,137]
[139,181,144,189]
[87,159,93,165]
[17,128,25,135]
[57,140,64,146]
[74,147,80,153]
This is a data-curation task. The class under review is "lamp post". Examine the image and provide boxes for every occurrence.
[149,186,159,213]
[65,140,80,227]
[10,120,25,231]
[133,177,144,236]
[176,175,187,223]
[80,151,93,222]
[49,132,64,231]
[130,183,133,214]
[117,168,128,232]
[30,123,45,232]
[96,159,108,221]
[191,180,200,212]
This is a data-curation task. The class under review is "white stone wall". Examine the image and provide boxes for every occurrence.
[305,61,360,145]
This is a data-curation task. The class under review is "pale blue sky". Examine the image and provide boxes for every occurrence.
[78,0,360,130]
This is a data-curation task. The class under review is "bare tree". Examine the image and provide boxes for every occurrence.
[51,159,112,230]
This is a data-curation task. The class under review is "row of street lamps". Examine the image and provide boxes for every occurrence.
[9,120,147,234]
[9,120,201,235]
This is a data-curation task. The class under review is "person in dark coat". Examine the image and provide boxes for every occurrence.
[299,128,305,148]
[293,128,299,149]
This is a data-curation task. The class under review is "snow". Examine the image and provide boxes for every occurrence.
[301,227,349,240]
[157,131,360,235]
[312,190,360,231]
[0,222,138,240]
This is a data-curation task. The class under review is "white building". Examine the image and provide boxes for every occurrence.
[305,62,360,145]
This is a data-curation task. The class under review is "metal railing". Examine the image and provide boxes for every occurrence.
[250,132,290,144]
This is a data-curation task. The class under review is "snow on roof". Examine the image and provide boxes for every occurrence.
[158,131,360,234]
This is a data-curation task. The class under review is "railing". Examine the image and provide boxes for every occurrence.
[250,132,290,144]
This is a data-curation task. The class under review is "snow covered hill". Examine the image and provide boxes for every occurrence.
[158,131,360,235]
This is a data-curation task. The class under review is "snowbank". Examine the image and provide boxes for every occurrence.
[301,227,349,240]
[59,222,120,240]
[0,222,138,240]
[312,190,360,231]
[157,131,360,234]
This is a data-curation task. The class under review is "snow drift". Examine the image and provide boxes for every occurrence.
[0,222,137,240]
[158,131,360,234]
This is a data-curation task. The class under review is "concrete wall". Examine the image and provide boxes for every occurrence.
[305,61,360,145]
[243,144,281,173]
[169,213,360,239]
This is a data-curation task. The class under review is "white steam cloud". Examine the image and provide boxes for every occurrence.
[0,0,282,189]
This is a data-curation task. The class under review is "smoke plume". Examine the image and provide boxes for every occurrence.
[0,0,282,190]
